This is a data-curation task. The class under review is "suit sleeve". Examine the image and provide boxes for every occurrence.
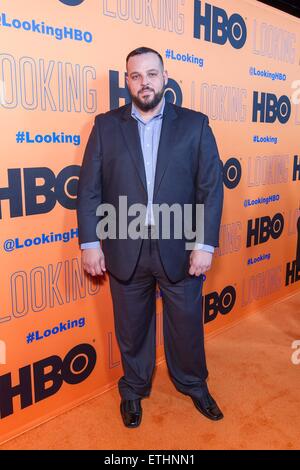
[196,116,224,247]
[76,117,102,246]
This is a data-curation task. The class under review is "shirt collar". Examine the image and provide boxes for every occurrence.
[131,96,165,123]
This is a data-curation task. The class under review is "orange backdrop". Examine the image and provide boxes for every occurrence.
[0,0,299,444]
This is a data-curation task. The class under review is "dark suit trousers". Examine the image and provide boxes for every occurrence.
[108,227,209,401]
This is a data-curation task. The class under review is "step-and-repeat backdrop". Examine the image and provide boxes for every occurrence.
[0,0,299,443]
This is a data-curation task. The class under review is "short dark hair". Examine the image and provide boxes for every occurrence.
[126,47,164,69]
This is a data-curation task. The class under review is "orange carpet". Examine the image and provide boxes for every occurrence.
[1,291,300,450]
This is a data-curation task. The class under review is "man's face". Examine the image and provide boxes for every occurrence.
[126,52,168,111]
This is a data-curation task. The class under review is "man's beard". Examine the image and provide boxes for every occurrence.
[130,86,165,111]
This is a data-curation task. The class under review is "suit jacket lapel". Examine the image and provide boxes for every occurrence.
[120,101,179,197]
[120,106,147,194]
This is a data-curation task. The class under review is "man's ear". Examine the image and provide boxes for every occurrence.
[164,70,169,86]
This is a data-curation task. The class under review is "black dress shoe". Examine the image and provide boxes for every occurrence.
[120,399,142,428]
[191,392,224,421]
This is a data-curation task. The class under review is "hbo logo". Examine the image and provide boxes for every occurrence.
[252,92,291,123]
[204,286,236,323]
[247,213,284,247]
[59,0,85,5]
[0,343,96,419]
[194,1,247,49]
[0,165,80,219]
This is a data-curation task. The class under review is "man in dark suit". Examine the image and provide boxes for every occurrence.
[76,47,224,428]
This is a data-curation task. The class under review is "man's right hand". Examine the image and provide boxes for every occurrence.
[81,247,106,276]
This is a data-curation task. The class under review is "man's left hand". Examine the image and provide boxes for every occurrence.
[189,250,213,276]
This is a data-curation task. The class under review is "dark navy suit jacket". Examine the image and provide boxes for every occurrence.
[76,101,224,282]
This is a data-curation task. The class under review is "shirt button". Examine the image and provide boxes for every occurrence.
[148,181,150,185]
[146,144,150,147]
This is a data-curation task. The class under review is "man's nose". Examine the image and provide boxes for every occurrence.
[140,75,150,87]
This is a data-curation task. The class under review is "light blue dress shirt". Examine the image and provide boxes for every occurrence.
[81,99,214,254]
